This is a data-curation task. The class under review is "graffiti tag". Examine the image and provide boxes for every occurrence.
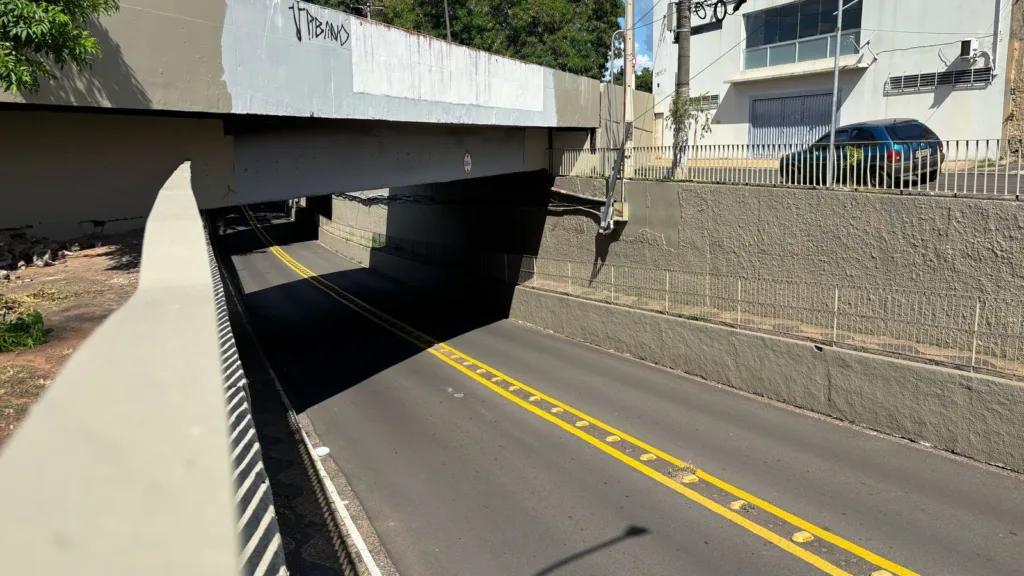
[288,1,350,47]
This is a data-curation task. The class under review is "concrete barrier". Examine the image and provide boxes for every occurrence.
[0,163,284,575]
[509,287,1024,473]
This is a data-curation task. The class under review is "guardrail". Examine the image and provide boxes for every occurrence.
[551,139,1024,198]
[324,220,1024,383]
[0,163,285,575]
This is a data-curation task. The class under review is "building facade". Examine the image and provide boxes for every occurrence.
[652,0,1016,150]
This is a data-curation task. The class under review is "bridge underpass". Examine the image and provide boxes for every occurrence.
[2,0,1023,573]
[211,189,1024,576]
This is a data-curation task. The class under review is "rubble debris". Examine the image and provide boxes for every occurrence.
[0,233,67,272]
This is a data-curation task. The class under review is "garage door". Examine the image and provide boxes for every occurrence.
[749,93,835,147]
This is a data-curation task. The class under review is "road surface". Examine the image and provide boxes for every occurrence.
[217,210,1024,576]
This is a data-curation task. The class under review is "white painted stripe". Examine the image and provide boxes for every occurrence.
[223,366,245,388]
[230,415,254,443]
[254,533,283,576]
[233,442,261,477]
[237,481,270,529]
[222,349,240,366]
[298,425,383,576]
[226,388,248,412]
[239,502,275,562]
[235,461,265,503]
[228,402,248,425]
[231,428,256,459]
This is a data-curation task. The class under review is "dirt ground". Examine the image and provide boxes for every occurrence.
[0,231,142,446]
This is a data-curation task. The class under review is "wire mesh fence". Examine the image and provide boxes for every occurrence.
[322,220,1024,381]
[551,138,1024,198]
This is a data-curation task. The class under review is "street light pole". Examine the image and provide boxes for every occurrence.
[443,0,452,42]
[827,0,844,186]
[624,0,635,145]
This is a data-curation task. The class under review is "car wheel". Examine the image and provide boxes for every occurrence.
[868,166,890,189]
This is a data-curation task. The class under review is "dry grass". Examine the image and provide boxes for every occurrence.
[0,231,142,446]
[0,365,51,443]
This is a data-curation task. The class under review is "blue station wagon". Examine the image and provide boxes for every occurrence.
[779,119,945,187]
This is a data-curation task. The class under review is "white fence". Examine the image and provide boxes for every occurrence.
[551,139,1024,198]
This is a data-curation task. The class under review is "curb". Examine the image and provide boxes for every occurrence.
[210,213,384,576]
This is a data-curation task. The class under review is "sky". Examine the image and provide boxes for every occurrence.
[616,0,656,72]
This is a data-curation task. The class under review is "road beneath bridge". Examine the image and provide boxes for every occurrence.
[215,207,1024,576]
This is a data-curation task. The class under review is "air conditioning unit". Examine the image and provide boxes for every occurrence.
[960,38,979,60]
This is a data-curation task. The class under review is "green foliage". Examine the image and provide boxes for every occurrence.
[845,145,863,166]
[0,0,119,93]
[669,90,714,144]
[0,311,47,352]
[612,66,653,93]
[310,0,623,80]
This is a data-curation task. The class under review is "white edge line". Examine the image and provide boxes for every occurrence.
[218,231,385,576]
[295,413,384,576]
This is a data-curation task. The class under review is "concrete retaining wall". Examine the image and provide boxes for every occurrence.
[508,287,1024,473]
[324,180,1024,472]
[544,177,1024,298]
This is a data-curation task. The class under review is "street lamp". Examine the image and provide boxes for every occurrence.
[827,0,862,185]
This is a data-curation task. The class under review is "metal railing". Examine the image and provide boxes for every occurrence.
[323,221,1024,382]
[551,139,1024,198]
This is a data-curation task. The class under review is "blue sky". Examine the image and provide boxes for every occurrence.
[617,0,655,70]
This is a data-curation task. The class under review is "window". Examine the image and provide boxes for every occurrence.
[884,122,939,142]
[849,127,876,143]
[744,0,862,70]
[813,130,850,146]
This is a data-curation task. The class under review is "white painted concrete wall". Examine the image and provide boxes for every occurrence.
[653,0,1011,147]
[2,0,598,128]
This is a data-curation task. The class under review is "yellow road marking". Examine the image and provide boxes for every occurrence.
[240,207,918,576]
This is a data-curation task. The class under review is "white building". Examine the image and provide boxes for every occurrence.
[651,0,1014,148]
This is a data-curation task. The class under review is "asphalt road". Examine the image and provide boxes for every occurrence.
[217,213,1024,576]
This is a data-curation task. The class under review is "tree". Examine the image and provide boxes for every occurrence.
[309,0,622,81]
[612,66,652,93]
[0,0,120,94]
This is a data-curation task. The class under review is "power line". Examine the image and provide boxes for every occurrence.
[635,18,768,123]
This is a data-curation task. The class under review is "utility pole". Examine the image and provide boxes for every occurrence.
[827,0,845,185]
[360,2,383,20]
[443,0,452,42]
[618,0,634,177]
[675,0,691,147]
[624,0,636,147]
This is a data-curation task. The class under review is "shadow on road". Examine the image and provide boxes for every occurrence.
[212,203,524,414]
[533,525,650,576]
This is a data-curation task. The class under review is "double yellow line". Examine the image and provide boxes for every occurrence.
[239,207,917,576]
